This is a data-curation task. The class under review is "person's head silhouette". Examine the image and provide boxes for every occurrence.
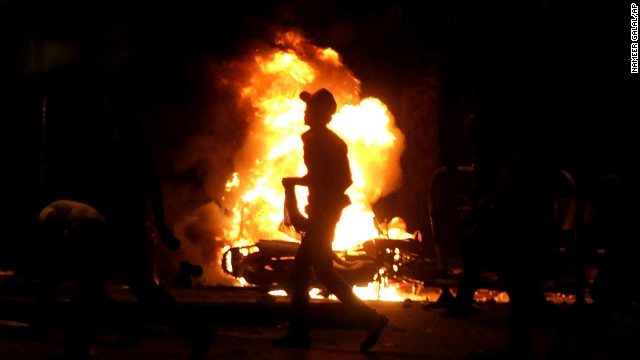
[300,88,337,127]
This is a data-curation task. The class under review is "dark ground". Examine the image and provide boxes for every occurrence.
[1,278,638,360]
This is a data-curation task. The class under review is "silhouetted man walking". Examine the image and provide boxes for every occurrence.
[272,88,388,352]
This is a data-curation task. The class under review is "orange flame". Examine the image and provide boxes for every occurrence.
[220,30,405,253]
[214,31,407,301]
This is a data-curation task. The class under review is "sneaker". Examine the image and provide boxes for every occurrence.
[360,313,389,352]
[272,333,311,349]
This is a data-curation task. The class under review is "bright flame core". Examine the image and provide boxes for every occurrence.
[220,30,405,252]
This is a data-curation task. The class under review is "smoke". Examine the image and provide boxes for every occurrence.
[156,76,254,286]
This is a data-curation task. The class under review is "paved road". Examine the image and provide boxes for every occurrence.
[0,285,637,359]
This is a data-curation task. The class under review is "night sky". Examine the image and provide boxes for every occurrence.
[1,1,637,274]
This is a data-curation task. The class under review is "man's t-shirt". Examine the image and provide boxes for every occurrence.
[301,127,353,204]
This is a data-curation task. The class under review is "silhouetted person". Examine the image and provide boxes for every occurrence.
[103,112,213,360]
[443,110,507,318]
[271,88,389,352]
[446,108,558,359]
[32,199,113,359]
[581,171,640,359]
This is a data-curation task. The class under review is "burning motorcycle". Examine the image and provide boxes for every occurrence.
[221,216,436,296]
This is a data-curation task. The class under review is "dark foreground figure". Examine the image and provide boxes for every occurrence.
[104,115,214,360]
[443,106,560,360]
[272,88,389,352]
[31,113,214,360]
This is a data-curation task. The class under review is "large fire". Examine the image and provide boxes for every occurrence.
[214,30,406,299]
[220,30,405,250]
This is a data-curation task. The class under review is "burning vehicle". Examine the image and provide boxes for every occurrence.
[222,239,380,290]
[221,217,437,298]
[203,30,414,300]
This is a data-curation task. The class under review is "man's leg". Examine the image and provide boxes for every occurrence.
[272,242,312,348]
[114,237,214,359]
[309,225,388,353]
